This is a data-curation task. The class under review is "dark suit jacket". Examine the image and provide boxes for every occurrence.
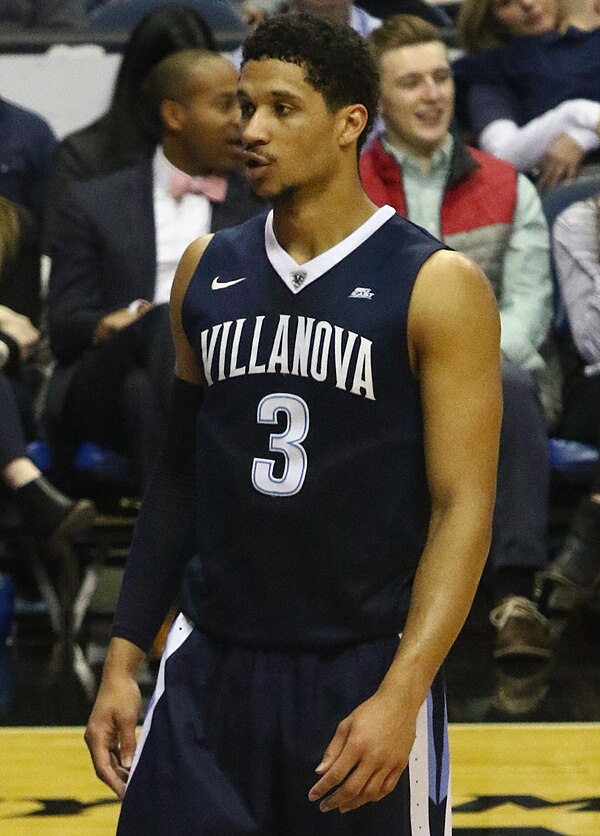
[45,157,264,422]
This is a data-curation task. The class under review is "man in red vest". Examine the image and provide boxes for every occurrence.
[361,14,554,662]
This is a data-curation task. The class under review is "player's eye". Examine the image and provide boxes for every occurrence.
[274,103,293,117]
[239,101,255,119]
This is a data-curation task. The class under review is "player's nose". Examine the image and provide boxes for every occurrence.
[242,108,270,145]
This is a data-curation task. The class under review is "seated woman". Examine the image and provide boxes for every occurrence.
[0,197,95,551]
[538,192,600,605]
[43,3,216,246]
[453,0,600,191]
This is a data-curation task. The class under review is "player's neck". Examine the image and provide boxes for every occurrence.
[272,176,377,264]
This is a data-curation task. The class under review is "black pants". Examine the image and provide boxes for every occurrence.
[0,372,36,472]
[560,371,600,493]
[60,305,175,490]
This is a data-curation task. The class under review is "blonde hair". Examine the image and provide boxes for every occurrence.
[368,14,443,61]
[457,0,510,52]
[458,0,561,52]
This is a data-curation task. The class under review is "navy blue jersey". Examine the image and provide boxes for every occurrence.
[180,205,446,648]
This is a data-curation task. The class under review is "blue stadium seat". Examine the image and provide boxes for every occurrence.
[26,439,132,485]
[26,440,53,475]
[548,437,599,477]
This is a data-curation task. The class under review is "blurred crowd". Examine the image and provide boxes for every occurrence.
[1,0,599,681]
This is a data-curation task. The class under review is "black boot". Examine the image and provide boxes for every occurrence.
[536,497,600,613]
[13,476,96,551]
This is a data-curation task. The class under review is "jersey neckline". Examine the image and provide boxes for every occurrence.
[264,204,396,295]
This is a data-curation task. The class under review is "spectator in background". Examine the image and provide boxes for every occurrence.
[0,98,56,225]
[454,0,600,191]
[353,0,453,26]
[228,0,451,81]
[44,4,216,247]
[87,0,245,43]
[537,193,600,610]
[260,0,382,32]
[46,49,263,491]
[226,0,382,70]
[0,0,87,28]
[361,15,554,659]
[236,0,452,30]
[0,197,96,549]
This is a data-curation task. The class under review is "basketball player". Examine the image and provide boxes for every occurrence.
[85,13,502,835]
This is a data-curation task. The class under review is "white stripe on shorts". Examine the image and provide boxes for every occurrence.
[408,691,452,835]
[126,612,193,790]
[409,696,430,833]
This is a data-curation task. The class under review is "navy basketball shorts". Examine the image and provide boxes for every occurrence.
[117,614,451,835]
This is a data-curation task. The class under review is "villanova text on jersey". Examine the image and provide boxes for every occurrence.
[180,205,447,649]
[199,314,375,400]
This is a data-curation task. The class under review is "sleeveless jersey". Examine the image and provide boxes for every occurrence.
[180,205,446,648]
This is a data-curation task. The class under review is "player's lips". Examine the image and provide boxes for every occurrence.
[243,150,273,169]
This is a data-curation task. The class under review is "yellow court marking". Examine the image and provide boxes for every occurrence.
[0,728,119,835]
[0,724,598,835]
[452,723,600,835]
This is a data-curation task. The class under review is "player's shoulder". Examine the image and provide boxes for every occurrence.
[419,249,493,296]
[170,234,215,311]
[411,249,499,333]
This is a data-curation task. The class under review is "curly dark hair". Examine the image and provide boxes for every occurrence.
[242,13,380,151]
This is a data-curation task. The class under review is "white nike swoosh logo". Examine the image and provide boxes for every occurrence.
[211,275,247,290]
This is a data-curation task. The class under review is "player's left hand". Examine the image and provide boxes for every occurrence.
[308,687,418,813]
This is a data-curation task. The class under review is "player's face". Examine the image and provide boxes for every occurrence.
[378,43,454,161]
[176,55,244,175]
[238,59,345,201]
[490,0,556,37]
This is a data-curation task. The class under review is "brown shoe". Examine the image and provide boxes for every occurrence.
[535,499,600,614]
[493,660,551,715]
[14,476,97,553]
[49,498,97,553]
[490,596,551,660]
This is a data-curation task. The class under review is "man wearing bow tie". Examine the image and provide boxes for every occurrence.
[46,49,263,490]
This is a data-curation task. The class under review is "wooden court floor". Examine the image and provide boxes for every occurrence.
[0,724,597,835]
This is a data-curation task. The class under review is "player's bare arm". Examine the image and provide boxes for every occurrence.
[309,250,502,813]
[85,235,212,799]
[169,234,214,386]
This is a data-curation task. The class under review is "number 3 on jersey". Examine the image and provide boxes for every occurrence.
[252,393,310,496]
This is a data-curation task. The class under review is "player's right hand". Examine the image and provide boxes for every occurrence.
[84,673,141,799]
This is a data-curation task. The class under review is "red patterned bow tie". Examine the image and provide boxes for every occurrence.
[169,169,228,203]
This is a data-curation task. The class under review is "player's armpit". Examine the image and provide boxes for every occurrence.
[169,234,214,386]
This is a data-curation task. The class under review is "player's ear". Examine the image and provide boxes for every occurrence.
[337,104,369,150]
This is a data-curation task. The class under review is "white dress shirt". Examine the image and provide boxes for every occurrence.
[554,196,600,376]
[152,146,212,305]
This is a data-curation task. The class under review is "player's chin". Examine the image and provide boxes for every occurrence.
[245,176,281,200]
